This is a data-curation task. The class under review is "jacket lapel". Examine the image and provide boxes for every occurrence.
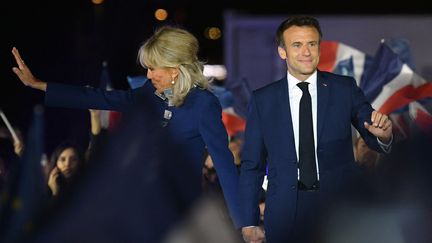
[317,71,330,144]
[277,77,296,150]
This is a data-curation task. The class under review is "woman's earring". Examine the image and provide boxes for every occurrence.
[171,79,175,85]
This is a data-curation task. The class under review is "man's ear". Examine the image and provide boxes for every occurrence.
[278,46,287,60]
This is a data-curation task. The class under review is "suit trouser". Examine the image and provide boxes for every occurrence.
[290,190,322,243]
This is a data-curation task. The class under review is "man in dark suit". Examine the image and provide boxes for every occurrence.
[240,16,393,243]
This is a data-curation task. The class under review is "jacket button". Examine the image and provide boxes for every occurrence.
[291,185,296,190]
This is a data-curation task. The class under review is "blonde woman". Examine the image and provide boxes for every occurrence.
[11,26,245,228]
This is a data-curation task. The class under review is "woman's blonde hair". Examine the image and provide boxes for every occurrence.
[138,26,209,106]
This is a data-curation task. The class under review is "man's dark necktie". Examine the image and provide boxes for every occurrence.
[297,82,317,189]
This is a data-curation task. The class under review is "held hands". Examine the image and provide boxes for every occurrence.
[364,110,393,144]
[11,47,47,91]
[242,226,265,243]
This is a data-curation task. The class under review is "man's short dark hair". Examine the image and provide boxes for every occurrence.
[276,15,323,47]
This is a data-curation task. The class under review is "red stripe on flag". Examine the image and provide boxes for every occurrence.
[396,114,410,138]
[108,111,122,132]
[318,41,339,72]
[415,109,432,134]
[378,83,432,114]
[222,112,246,137]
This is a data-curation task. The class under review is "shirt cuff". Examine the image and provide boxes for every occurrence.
[243,225,259,228]
[377,134,393,153]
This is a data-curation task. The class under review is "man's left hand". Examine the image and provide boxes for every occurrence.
[364,110,393,143]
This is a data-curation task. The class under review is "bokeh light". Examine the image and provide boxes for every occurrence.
[154,9,168,21]
[204,27,222,40]
[91,0,104,5]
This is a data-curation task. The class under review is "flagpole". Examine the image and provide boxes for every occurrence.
[0,109,20,144]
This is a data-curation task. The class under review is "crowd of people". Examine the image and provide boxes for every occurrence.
[1,15,430,243]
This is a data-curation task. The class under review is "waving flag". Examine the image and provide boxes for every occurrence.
[225,77,252,120]
[359,41,432,139]
[390,112,410,139]
[390,100,432,139]
[318,41,373,86]
[319,40,432,139]
[386,38,416,71]
[221,109,246,138]
[0,105,47,243]
[409,101,432,135]
[360,42,432,114]
[210,84,246,137]
[99,61,122,131]
[127,75,148,89]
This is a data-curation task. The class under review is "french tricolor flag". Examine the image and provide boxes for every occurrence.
[210,84,246,137]
[390,101,432,138]
[318,41,372,86]
[319,40,432,138]
[360,42,432,115]
[409,101,432,135]
[99,61,122,132]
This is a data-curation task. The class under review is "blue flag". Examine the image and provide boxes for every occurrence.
[127,75,148,89]
[0,105,47,243]
[386,38,416,71]
[225,78,252,119]
[360,42,405,103]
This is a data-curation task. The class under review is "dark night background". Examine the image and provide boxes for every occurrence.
[0,0,430,153]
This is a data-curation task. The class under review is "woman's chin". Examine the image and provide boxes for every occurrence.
[61,171,74,179]
[154,86,163,93]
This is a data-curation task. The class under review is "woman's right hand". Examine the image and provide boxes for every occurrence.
[47,167,60,196]
[11,47,47,91]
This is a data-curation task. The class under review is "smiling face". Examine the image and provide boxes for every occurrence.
[56,148,80,179]
[278,26,320,81]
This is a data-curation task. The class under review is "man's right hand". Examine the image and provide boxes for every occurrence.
[241,226,265,243]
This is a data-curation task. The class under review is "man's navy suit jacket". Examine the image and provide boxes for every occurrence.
[239,71,384,241]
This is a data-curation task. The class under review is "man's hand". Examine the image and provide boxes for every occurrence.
[364,110,393,143]
[242,226,265,243]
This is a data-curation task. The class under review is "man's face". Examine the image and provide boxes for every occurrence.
[278,26,320,81]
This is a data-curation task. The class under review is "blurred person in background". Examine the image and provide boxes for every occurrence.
[47,141,85,197]
[0,126,24,157]
[0,137,19,191]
